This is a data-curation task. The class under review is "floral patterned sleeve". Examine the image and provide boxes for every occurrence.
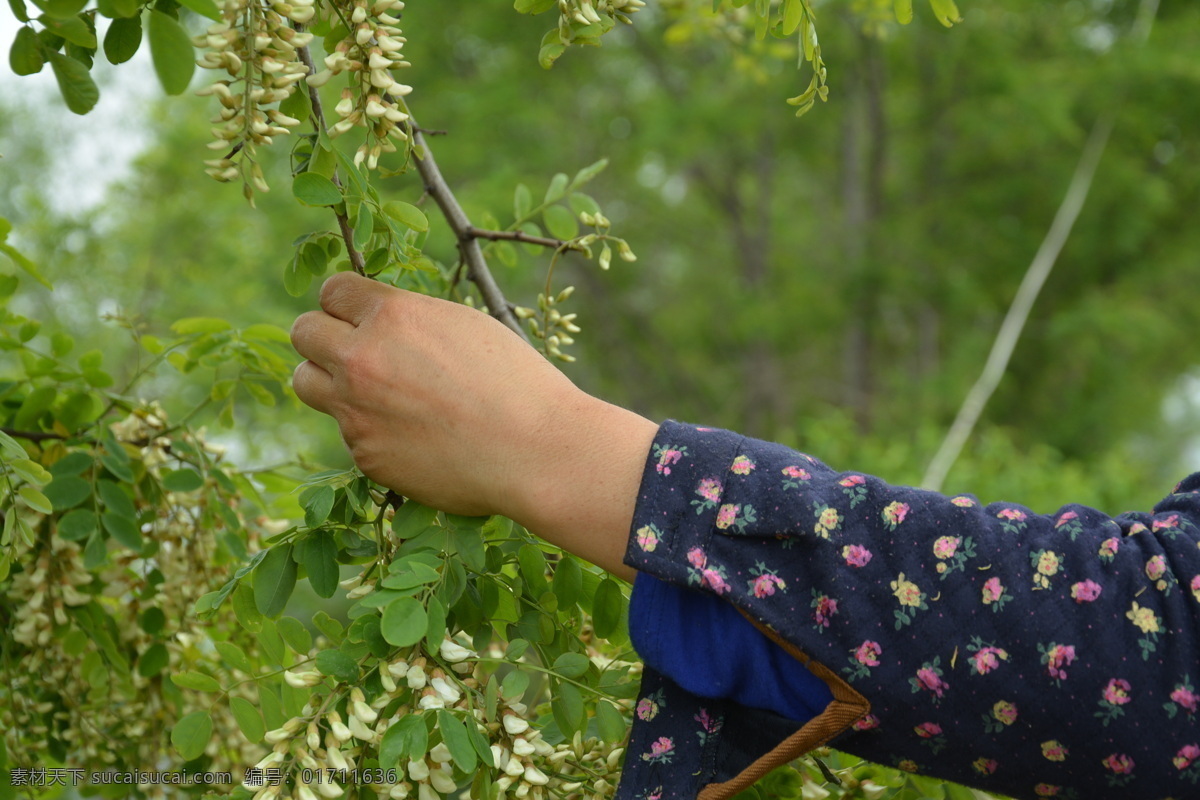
[613,420,1200,800]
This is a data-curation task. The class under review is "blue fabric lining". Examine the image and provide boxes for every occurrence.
[628,571,834,723]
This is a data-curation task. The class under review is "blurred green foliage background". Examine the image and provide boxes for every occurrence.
[4,0,1200,517]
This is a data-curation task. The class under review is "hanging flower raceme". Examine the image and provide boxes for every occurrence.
[194,0,315,198]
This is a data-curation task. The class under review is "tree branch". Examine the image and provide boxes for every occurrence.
[466,226,568,251]
[2,428,67,443]
[295,39,366,276]
[407,122,529,342]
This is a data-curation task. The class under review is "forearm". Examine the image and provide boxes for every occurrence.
[504,393,658,584]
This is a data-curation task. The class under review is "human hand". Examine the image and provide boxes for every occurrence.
[289,273,657,580]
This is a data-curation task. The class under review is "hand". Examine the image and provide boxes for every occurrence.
[290,273,657,579]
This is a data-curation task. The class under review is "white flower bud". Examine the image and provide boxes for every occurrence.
[502,714,529,735]
[439,639,473,663]
[285,670,322,688]
[430,768,455,793]
[297,785,319,800]
[307,68,334,87]
[317,778,344,798]
[417,782,438,800]
[523,766,549,786]
[406,664,426,690]
[348,713,375,740]
[406,758,429,781]
[504,756,525,777]
[512,737,535,757]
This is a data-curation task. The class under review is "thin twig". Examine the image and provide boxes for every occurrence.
[466,225,568,250]
[295,37,366,276]
[921,0,1159,491]
[406,121,529,341]
[2,428,67,443]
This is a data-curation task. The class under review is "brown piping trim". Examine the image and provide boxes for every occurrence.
[696,609,871,800]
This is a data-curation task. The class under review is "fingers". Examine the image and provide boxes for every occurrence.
[319,271,397,325]
[290,310,355,372]
[292,359,335,414]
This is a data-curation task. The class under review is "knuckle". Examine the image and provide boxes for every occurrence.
[319,270,354,309]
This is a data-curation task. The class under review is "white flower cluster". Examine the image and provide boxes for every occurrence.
[557,0,645,27]
[305,0,412,170]
[261,633,626,800]
[1,410,263,793]
[194,0,315,194]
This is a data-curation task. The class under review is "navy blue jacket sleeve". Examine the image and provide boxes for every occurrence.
[614,420,1200,800]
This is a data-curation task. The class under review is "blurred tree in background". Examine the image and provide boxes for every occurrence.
[2,0,1200,797]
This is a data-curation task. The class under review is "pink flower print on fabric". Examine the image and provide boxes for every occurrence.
[839,475,865,487]
[1099,536,1120,563]
[641,736,675,764]
[701,568,731,595]
[970,646,1008,676]
[635,525,661,553]
[1055,511,1078,528]
[1034,784,1062,796]
[687,547,707,569]
[1171,685,1199,714]
[690,477,723,514]
[654,444,686,475]
[914,722,942,738]
[1192,574,1200,602]
[729,455,755,475]
[1153,514,1180,533]
[1040,643,1076,683]
[933,536,959,559]
[881,501,909,530]
[1041,740,1068,761]
[715,504,739,529]
[855,641,882,667]
[1103,753,1135,787]
[972,758,998,776]
[980,576,1011,612]
[1147,555,1167,581]
[780,465,812,491]
[750,572,786,598]
[950,496,976,508]
[1070,580,1102,603]
[852,714,880,732]
[997,507,1028,533]
[1103,679,1131,706]
[1174,744,1200,770]
[842,544,873,568]
[913,661,949,702]
[811,591,839,630]
[992,700,1018,727]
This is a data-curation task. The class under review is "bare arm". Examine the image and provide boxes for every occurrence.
[290,272,657,582]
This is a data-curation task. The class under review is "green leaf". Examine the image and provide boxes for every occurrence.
[215,641,252,674]
[171,671,223,692]
[392,501,437,538]
[538,36,565,69]
[382,201,429,233]
[148,10,194,95]
[436,710,477,772]
[10,25,45,75]
[39,14,95,46]
[9,458,51,485]
[233,582,263,633]
[571,158,608,187]
[229,696,265,743]
[893,0,913,24]
[552,682,584,737]
[171,711,213,761]
[500,669,529,700]
[381,596,427,647]
[284,255,313,296]
[380,714,427,768]
[513,183,532,220]
[257,619,285,665]
[517,544,548,597]
[33,0,86,18]
[137,642,169,677]
[514,0,555,12]
[98,479,135,518]
[928,0,961,26]
[163,468,203,492]
[552,555,583,609]
[0,242,50,287]
[140,607,166,634]
[101,15,140,64]
[278,615,313,654]
[303,484,335,528]
[313,610,344,644]
[544,172,569,204]
[315,648,358,683]
[592,577,623,639]
[425,595,446,649]
[296,529,339,598]
[46,50,97,114]
[57,509,98,541]
[552,652,590,679]
[102,511,142,549]
[293,172,343,207]
[43,474,90,509]
[176,0,220,21]
[253,544,297,618]
[543,205,579,241]
[8,0,29,22]
[172,316,232,334]
[595,699,627,743]
[279,85,311,123]
[354,205,374,249]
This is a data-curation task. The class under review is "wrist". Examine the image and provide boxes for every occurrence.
[503,391,658,582]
